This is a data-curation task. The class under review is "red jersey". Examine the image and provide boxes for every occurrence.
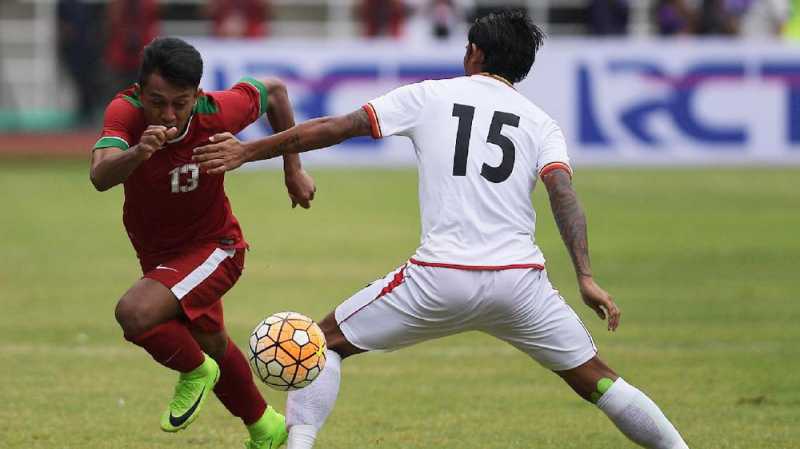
[94,78,270,270]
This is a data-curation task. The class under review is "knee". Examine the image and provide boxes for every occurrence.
[325,340,351,360]
[556,357,618,403]
[115,295,155,337]
[194,330,229,361]
[318,314,361,360]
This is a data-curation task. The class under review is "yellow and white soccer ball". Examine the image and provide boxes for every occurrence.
[248,311,327,391]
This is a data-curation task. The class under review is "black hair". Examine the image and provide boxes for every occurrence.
[467,9,545,84]
[139,37,203,89]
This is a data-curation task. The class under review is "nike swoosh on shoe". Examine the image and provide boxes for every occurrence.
[168,386,205,428]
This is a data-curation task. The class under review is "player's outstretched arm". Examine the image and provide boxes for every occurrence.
[90,126,177,191]
[192,108,372,175]
[261,78,316,209]
[542,168,621,331]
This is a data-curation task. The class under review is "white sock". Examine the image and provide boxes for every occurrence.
[286,424,317,449]
[596,378,689,449]
[286,350,342,449]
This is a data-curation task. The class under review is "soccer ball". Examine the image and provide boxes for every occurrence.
[248,311,327,391]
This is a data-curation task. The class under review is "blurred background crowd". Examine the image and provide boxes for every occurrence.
[0,0,797,133]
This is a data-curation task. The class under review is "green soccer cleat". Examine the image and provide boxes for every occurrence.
[160,354,220,433]
[244,406,289,449]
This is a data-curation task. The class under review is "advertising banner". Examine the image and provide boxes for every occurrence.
[190,38,800,167]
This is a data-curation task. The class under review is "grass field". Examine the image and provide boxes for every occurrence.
[1,160,798,449]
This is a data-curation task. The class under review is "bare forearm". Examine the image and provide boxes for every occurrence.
[244,108,372,162]
[90,148,144,191]
[245,116,349,161]
[544,170,592,278]
[191,108,372,174]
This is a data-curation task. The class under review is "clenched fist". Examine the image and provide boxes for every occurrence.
[135,125,179,160]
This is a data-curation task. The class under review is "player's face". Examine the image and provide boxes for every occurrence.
[139,72,200,132]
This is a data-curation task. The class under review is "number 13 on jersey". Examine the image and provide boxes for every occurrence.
[169,163,199,193]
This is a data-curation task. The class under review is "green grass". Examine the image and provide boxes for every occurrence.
[1,160,798,448]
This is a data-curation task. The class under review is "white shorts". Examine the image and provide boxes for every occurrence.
[335,262,597,371]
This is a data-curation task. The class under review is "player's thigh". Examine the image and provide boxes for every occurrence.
[333,263,469,353]
[484,269,598,372]
[145,244,245,334]
[115,277,181,336]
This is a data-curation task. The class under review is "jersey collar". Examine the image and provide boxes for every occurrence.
[167,114,194,144]
[476,72,515,90]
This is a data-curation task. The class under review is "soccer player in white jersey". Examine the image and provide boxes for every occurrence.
[192,10,691,449]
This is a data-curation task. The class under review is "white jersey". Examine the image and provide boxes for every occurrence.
[364,74,572,268]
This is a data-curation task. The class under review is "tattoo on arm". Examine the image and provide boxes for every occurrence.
[272,133,301,157]
[345,108,372,138]
[263,108,371,160]
[543,169,592,278]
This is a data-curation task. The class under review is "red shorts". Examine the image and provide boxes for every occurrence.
[143,244,245,333]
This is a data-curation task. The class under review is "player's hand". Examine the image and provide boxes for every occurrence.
[284,168,316,209]
[578,276,620,331]
[192,132,248,174]
[136,125,178,160]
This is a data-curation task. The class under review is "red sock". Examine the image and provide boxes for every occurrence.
[214,337,267,425]
[126,320,205,373]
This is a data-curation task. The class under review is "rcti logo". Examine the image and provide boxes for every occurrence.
[578,60,800,148]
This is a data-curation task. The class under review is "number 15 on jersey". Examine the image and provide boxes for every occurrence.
[452,104,520,184]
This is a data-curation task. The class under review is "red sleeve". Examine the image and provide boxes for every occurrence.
[539,162,573,179]
[362,103,382,139]
[93,98,143,151]
[206,79,266,134]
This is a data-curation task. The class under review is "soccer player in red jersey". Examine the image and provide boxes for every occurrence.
[90,37,315,448]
